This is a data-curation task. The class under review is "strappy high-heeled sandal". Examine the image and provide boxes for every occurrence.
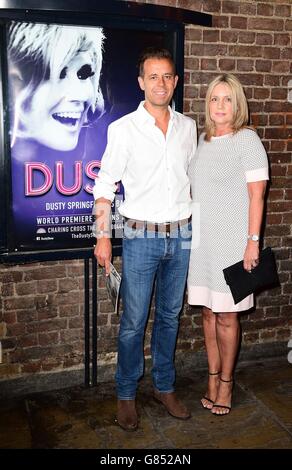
[201,371,221,410]
[212,377,233,415]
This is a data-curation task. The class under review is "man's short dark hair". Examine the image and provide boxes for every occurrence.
[138,47,176,77]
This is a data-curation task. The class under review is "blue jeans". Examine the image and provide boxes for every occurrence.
[115,222,191,399]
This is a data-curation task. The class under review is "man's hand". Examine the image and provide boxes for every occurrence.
[94,237,112,276]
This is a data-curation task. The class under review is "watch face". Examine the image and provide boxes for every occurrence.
[248,235,259,241]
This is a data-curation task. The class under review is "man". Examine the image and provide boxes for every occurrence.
[93,47,197,431]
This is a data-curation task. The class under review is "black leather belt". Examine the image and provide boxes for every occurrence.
[124,216,191,233]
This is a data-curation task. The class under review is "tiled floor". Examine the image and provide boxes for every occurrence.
[0,357,292,449]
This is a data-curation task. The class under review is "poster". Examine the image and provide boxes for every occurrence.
[7,21,166,252]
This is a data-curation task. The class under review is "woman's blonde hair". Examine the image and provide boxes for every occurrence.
[204,73,250,141]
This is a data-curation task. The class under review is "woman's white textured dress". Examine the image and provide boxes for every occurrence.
[187,128,269,312]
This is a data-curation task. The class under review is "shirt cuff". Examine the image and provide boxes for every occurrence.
[93,179,117,202]
[245,167,269,183]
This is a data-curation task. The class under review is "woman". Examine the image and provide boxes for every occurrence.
[8,21,104,150]
[188,74,269,415]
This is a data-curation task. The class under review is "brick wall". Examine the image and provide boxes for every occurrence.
[0,0,291,384]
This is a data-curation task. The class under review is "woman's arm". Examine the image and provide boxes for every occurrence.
[243,180,267,271]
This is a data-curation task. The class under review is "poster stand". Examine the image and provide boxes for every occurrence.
[0,248,104,387]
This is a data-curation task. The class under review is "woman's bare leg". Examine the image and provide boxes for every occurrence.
[201,307,221,409]
[212,312,240,415]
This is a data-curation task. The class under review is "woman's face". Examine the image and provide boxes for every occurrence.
[23,51,97,151]
[209,82,234,132]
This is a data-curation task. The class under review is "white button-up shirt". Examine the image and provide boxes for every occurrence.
[93,101,197,223]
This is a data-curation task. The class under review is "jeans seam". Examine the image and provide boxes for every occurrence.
[152,279,162,388]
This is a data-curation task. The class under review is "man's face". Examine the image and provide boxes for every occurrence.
[138,58,178,109]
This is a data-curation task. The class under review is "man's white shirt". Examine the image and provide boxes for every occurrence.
[93,101,197,223]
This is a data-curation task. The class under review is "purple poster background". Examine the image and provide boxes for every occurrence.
[7,21,165,252]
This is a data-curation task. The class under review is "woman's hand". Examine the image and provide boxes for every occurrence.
[243,241,259,272]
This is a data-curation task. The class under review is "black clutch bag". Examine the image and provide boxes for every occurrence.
[223,247,279,304]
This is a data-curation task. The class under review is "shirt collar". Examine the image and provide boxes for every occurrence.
[136,101,176,129]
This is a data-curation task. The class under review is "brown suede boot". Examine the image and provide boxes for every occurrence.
[116,399,138,431]
[153,390,191,419]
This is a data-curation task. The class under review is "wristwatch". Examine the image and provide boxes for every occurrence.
[247,234,260,242]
